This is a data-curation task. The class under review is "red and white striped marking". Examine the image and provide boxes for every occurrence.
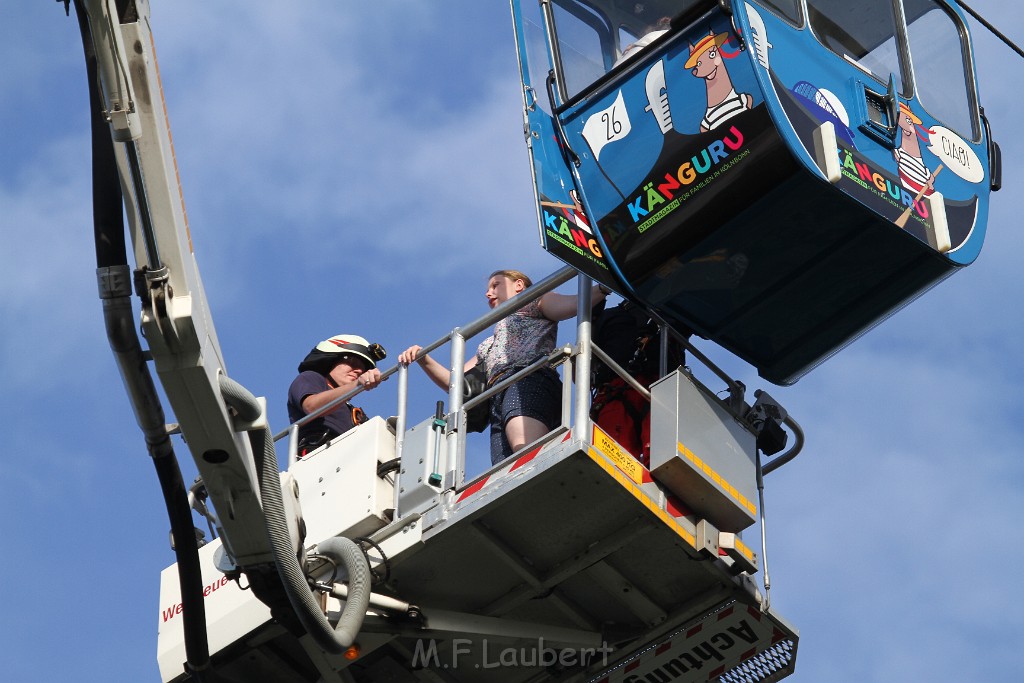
[455,432,572,504]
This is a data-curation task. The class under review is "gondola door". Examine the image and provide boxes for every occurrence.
[510,0,615,286]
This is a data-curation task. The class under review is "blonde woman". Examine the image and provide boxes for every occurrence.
[400,270,609,465]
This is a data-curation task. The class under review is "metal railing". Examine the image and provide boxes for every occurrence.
[273,265,802,486]
[273,267,577,477]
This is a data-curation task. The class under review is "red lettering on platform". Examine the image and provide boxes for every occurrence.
[160,576,231,622]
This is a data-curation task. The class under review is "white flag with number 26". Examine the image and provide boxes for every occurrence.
[582,90,631,161]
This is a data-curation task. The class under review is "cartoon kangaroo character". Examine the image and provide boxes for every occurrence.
[893,102,934,196]
[686,30,752,133]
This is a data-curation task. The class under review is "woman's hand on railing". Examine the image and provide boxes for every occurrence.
[398,345,424,366]
[400,345,454,392]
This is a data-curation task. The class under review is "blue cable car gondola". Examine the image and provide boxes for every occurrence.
[511,0,999,384]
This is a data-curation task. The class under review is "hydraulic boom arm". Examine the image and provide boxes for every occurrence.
[81,0,273,569]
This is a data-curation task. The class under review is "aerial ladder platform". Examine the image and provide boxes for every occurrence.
[157,270,801,683]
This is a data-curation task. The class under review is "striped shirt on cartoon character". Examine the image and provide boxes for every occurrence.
[894,102,935,196]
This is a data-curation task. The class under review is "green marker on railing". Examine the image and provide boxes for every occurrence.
[428,401,445,487]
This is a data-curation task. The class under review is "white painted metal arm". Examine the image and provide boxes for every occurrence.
[83,0,271,567]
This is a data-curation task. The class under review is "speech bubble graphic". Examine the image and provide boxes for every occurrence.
[927,126,983,184]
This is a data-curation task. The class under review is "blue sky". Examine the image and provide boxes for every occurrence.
[2,1,1022,681]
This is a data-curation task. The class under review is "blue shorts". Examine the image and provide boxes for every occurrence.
[488,369,561,464]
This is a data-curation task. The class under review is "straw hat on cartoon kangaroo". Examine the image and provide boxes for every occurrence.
[686,30,753,133]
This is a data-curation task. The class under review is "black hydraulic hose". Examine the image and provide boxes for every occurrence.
[100,289,214,682]
[86,65,126,266]
[376,458,401,478]
[152,442,217,682]
[72,1,213,678]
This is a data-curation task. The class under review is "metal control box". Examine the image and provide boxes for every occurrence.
[649,370,758,532]
[289,416,396,545]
